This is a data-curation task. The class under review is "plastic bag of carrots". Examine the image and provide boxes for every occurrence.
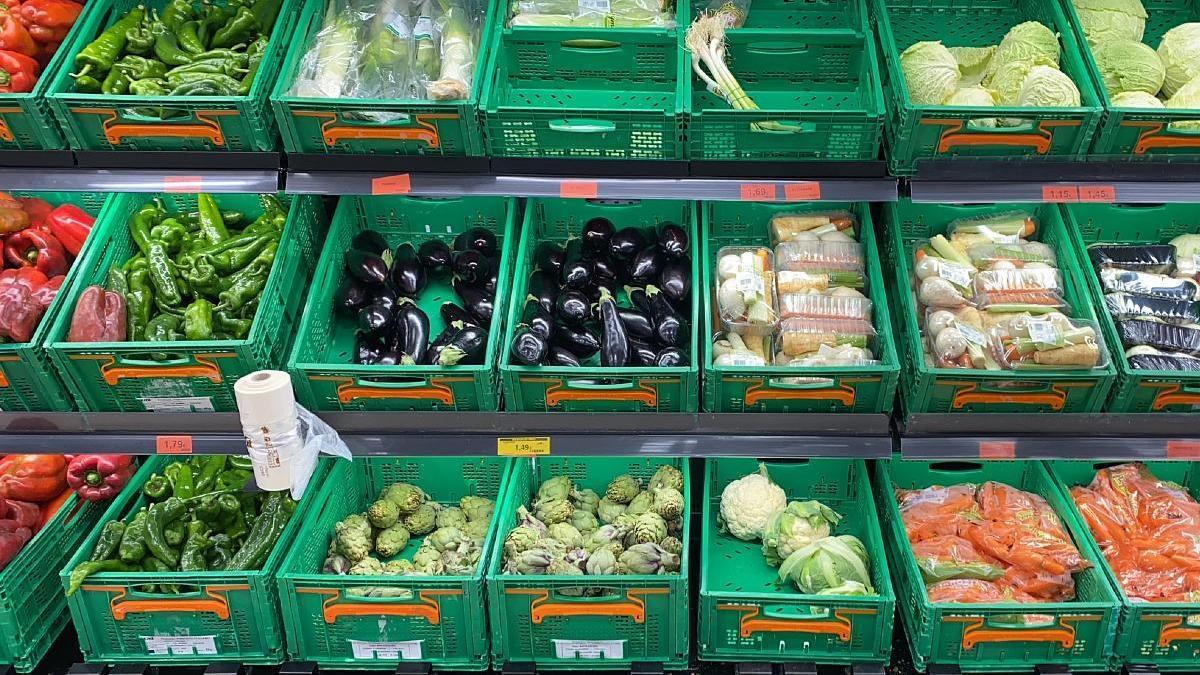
[897,481,1090,603]
[1070,463,1200,603]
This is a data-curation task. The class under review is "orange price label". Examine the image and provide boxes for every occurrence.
[1042,185,1079,202]
[559,181,598,199]
[739,183,777,201]
[1166,440,1200,459]
[979,441,1016,459]
[784,182,822,201]
[371,174,411,195]
[163,175,203,193]
[1079,185,1116,202]
[156,435,193,455]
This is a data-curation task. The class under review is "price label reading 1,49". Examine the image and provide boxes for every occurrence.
[497,436,551,456]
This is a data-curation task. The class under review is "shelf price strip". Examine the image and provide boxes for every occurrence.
[497,436,550,457]
[1041,184,1116,203]
[738,182,822,202]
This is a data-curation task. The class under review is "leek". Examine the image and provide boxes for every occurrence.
[427,4,475,100]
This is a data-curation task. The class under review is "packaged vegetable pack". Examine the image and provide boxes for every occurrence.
[714,246,777,335]
[990,315,1107,371]
[769,210,857,245]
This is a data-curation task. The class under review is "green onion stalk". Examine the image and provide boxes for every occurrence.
[685,11,791,132]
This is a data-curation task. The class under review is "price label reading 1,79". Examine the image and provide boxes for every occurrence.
[497,436,551,456]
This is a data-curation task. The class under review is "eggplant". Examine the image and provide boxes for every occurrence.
[394,298,430,364]
[535,242,566,277]
[556,290,591,326]
[354,332,385,364]
[628,246,664,285]
[351,230,389,256]
[521,299,554,339]
[454,277,495,326]
[597,287,629,367]
[552,324,601,359]
[346,250,389,286]
[453,227,497,257]
[659,258,691,306]
[510,325,549,365]
[657,222,689,258]
[615,307,654,340]
[610,228,646,261]
[528,270,559,313]
[453,249,492,286]
[549,346,581,367]
[336,277,371,316]
[654,346,685,367]
[425,322,460,365]
[357,303,393,333]
[626,285,651,313]
[440,324,488,365]
[390,244,427,297]
[561,240,594,290]
[646,284,687,347]
[376,351,403,366]
[372,286,398,312]
[628,337,657,366]
[441,302,477,327]
[590,256,621,289]
[582,217,615,252]
[484,267,499,295]
[418,239,453,275]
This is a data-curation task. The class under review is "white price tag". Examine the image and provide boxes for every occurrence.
[143,636,218,656]
[939,263,972,288]
[578,0,611,13]
[349,640,424,660]
[413,16,435,39]
[139,396,215,412]
[735,271,765,297]
[957,322,987,347]
[385,13,412,38]
[552,639,625,659]
[1028,320,1060,346]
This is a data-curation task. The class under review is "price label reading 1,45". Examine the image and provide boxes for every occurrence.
[497,436,551,457]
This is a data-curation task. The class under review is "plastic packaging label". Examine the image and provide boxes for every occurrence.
[350,640,423,660]
[735,270,765,296]
[552,639,625,659]
[140,396,215,412]
[939,263,972,288]
[143,636,217,656]
[1028,320,1059,346]
[957,323,986,347]
[578,0,611,13]
[385,12,412,38]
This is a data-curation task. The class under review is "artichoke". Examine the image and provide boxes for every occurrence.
[384,559,415,575]
[547,557,584,575]
[597,497,626,524]
[619,543,679,575]
[660,536,683,556]
[335,514,374,563]
[585,545,618,575]
[443,549,477,575]
[571,488,601,514]
[667,517,682,539]
[650,487,684,520]
[463,518,490,541]
[612,512,639,533]
[547,522,584,549]
[533,496,573,525]
[349,556,385,576]
[436,506,468,530]
[375,524,411,558]
[383,483,427,515]
[516,505,549,536]
[412,541,447,575]
[649,465,684,492]
[460,495,495,522]
[569,509,600,534]
[564,547,588,569]
[625,490,653,516]
[538,476,573,501]
[583,524,623,553]
[323,553,350,574]
[594,541,624,558]
[509,548,553,575]
[402,503,438,536]
[504,524,542,557]
[761,500,842,567]
[606,474,641,504]
[628,512,668,546]
[430,526,468,553]
[368,499,400,529]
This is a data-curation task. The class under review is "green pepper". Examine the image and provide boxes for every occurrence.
[73,5,145,83]
[150,218,188,254]
[116,55,168,81]
[216,493,241,522]
[250,0,281,35]
[195,193,229,245]
[129,199,164,256]
[124,18,155,55]
[216,467,252,491]
[168,74,243,96]
[106,265,129,297]
[89,521,127,562]
[167,57,247,78]
[146,239,181,308]
[214,309,251,340]
[118,509,149,563]
[126,267,154,341]
[180,520,211,572]
[190,46,244,62]
[129,79,169,97]
[142,473,171,501]
[202,2,230,38]
[228,455,253,471]
[160,0,195,30]
[101,66,131,95]
[181,255,221,298]
[193,456,227,493]
[211,6,258,49]
[225,491,294,570]
[145,497,187,566]
[194,494,221,523]
[164,518,186,547]
[178,20,206,54]
[75,74,103,93]
[151,19,193,66]
[68,559,136,596]
[139,557,177,593]
[183,299,215,340]
[206,533,234,569]
[164,461,195,499]
[145,314,182,342]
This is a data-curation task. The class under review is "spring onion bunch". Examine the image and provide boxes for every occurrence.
[685,10,787,132]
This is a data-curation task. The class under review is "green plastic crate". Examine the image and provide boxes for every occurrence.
[701,201,900,413]
[1062,202,1200,412]
[278,457,513,670]
[0,191,116,411]
[46,0,298,151]
[486,457,690,670]
[880,199,1116,413]
[0,492,108,672]
[1065,0,1200,160]
[271,0,497,157]
[1046,460,1200,671]
[498,198,700,412]
[45,192,325,412]
[871,0,1103,176]
[288,195,517,412]
[686,29,885,161]
[874,459,1121,673]
[698,458,895,664]
[61,456,331,665]
[710,0,866,30]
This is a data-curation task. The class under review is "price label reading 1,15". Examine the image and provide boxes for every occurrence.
[156,435,193,455]
[1042,185,1079,202]
[497,437,551,457]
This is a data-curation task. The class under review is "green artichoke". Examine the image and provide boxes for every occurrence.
[463,518,490,541]
[547,522,584,550]
[571,488,601,514]
[508,548,553,575]
[412,541,446,575]
[660,536,683,556]
[349,556,385,576]
[323,553,350,574]
[606,474,641,504]
[368,499,400,529]
[504,524,542,557]
[460,495,495,522]
[375,524,411,558]
[583,524,622,553]
[628,512,668,546]
[335,514,374,563]
[538,476,573,501]
[585,545,618,575]
[436,506,468,530]
[619,542,679,575]
[443,549,477,575]
[597,497,626,524]
[384,559,415,575]
[516,505,549,536]
[383,483,427,515]
[650,487,684,520]
[402,503,437,536]
[533,496,573,525]
[625,490,654,516]
[761,500,842,567]
[429,526,467,553]
[649,465,683,492]
[547,557,584,575]
[569,509,600,534]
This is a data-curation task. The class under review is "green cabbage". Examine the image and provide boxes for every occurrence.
[949,45,996,86]
[1094,39,1164,95]
[986,21,1061,82]
[989,58,1051,105]
[1111,90,1165,107]
[945,86,999,127]
[1166,75,1200,128]
[1018,65,1082,108]
[1073,0,1147,45]
[1158,23,1200,97]
[901,41,961,105]
[778,535,873,595]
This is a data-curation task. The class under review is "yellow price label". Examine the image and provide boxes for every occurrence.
[497,436,551,456]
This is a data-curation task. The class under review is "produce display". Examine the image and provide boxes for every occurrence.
[1086,239,1200,371]
[338,226,499,366]
[499,467,685,576]
[0,193,95,342]
[509,0,672,27]
[913,211,1107,371]
[712,210,879,371]
[719,464,876,595]
[508,219,691,369]
[66,193,287,344]
[900,20,1082,118]
[66,456,287,595]
[70,0,282,104]
[0,0,85,92]
[322,481,495,583]
[896,480,1090,603]
[290,0,482,102]
[1069,462,1199,602]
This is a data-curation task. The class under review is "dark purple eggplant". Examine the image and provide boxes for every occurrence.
[425,322,461,365]
[418,239,453,275]
[346,250,389,286]
[556,290,591,326]
[549,346,581,367]
[561,239,594,290]
[654,346,685,367]
[453,249,492,286]
[646,284,687,347]
[597,287,629,367]
[528,270,559,313]
[552,324,600,359]
[390,244,427,297]
[510,325,549,365]
[657,222,689,258]
[358,303,393,333]
[484,267,499,295]
[376,351,415,366]
[628,337,657,366]
[453,227,497,257]
[628,246,664,285]
[626,285,651,313]
[440,324,488,365]
[610,228,646,261]
[441,303,477,327]
[590,256,621,289]
[336,277,371,316]
[659,258,691,306]
[535,242,566,277]
[372,286,398,312]
[351,230,389,256]
[522,299,554,339]
[454,277,494,326]
[582,217,615,252]
[616,307,653,340]
[354,332,385,364]
[394,298,430,364]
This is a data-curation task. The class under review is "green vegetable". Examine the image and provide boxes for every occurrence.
[180,520,211,571]
[142,473,170,501]
[225,491,294,570]
[68,560,136,596]
[778,535,874,595]
[1017,65,1081,108]
[177,20,206,54]
[151,19,194,66]
[1073,0,1147,46]
[761,500,842,567]
[74,6,145,83]
[293,2,355,97]
[899,41,960,105]
[1093,39,1164,96]
[183,299,215,340]
[164,519,186,547]
[146,497,188,566]
[145,313,182,341]
[118,509,149,563]
[985,21,1061,81]
[90,521,127,562]
[211,6,257,48]
[160,0,195,30]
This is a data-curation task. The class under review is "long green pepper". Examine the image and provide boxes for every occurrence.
[74,6,145,83]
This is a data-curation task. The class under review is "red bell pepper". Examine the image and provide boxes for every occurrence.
[5,228,67,276]
[44,203,92,256]
[67,285,126,342]
[0,49,36,92]
[0,268,60,341]
[17,197,51,229]
[0,455,66,502]
[17,0,82,29]
[0,522,31,570]
[66,455,134,502]
[36,487,71,528]
[0,498,39,527]
[0,11,36,57]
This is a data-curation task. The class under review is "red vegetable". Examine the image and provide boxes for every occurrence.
[0,498,39,528]
[0,267,61,342]
[36,487,71,528]
[16,0,82,29]
[0,11,36,57]
[0,522,32,570]
[17,196,51,229]
[66,455,134,502]
[0,202,28,233]
[68,285,126,342]
[45,203,92,257]
[0,455,66,502]
[5,227,67,276]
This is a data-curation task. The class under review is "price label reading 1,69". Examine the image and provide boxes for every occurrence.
[497,437,551,456]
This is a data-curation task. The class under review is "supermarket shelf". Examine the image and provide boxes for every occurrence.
[908,159,1200,203]
[0,167,280,193]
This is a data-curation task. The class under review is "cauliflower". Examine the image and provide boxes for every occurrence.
[718,463,787,541]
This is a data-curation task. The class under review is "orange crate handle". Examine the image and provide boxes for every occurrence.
[90,585,241,621]
[71,108,236,146]
[945,614,1100,650]
[534,377,667,407]
[742,376,880,407]
[718,603,877,641]
[74,353,232,385]
[943,381,1093,411]
[0,107,19,143]
[509,588,667,624]
[293,110,458,149]
[1140,382,1200,411]
[1125,121,1200,155]
[299,588,461,625]
[923,119,1080,154]
[316,375,465,405]
[1147,615,1200,647]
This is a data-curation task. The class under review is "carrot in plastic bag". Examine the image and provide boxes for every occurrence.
[896,484,980,542]
[927,579,1007,603]
[911,535,1005,583]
